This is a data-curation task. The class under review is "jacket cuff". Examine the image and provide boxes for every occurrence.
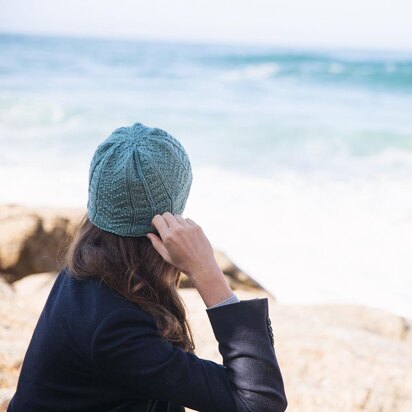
[205,297,270,346]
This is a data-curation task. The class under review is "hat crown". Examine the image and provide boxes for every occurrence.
[87,122,193,237]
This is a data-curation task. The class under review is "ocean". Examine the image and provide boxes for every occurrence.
[1,33,411,318]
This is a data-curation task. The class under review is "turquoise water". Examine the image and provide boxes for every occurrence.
[1,33,412,317]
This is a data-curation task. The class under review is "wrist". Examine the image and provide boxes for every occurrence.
[192,270,234,308]
[188,260,222,282]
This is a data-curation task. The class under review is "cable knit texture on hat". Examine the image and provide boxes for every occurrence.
[87,122,193,237]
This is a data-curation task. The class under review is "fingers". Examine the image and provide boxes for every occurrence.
[173,214,197,227]
[151,212,196,239]
[185,218,197,227]
[151,214,170,238]
[146,233,171,262]
[161,212,180,228]
[174,214,190,226]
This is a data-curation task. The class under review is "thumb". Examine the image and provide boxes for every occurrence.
[146,233,171,262]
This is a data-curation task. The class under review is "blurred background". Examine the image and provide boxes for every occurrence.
[0,0,412,316]
[2,2,412,411]
[1,2,411,319]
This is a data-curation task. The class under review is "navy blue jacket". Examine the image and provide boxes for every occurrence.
[8,268,287,412]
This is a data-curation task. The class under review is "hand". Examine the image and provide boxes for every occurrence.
[146,212,234,307]
[146,212,220,280]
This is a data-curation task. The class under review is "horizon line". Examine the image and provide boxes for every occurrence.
[1,29,412,55]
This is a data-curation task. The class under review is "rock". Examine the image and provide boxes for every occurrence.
[213,249,238,273]
[273,304,412,412]
[0,204,84,281]
[294,304,412,343]
[0,211,42,280]
[3,206,411,410]
[181,289,412,412]
[0,204,264,293]
[213,249,265,290]
[0,278,14,298]
[12,272,57,313]
[0,274,53,412]
[1,275,412,411]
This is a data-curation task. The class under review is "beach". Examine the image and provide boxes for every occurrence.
[1,32,412,411]
[1,204,411,411]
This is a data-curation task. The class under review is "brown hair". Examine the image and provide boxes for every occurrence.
[63,214,195,353]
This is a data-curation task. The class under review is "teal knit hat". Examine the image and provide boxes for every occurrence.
[87,122,193,237]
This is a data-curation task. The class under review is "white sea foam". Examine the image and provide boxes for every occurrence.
[221,63,280,81]
[0,100,66,128]
[184,165,412,319]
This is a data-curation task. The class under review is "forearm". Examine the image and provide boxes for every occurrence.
[191,264,235,308]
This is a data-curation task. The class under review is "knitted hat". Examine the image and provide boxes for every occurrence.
[87,122,193,237]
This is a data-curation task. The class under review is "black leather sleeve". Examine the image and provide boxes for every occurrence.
[91,298,287,412]
[206,298,287,411]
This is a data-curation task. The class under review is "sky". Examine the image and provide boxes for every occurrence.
[1,0,412,50]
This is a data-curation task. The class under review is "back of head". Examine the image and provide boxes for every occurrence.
[87,122,193,236]
[64,122,195,352]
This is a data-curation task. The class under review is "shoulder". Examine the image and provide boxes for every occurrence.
[55,267,154,329]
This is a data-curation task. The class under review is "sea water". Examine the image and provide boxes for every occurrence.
[1,33,411,318]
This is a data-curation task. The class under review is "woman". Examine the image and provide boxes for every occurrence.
[8,122,287,412]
